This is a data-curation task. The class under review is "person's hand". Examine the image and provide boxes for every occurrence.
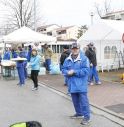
[68,70,75,76]
[26,63,30,68]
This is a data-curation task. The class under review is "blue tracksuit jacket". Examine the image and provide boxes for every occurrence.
[62,52,90,93]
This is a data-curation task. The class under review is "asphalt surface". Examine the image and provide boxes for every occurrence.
[0,78,122,127]
[38,74,124,117]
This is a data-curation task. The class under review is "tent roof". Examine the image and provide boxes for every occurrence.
[2,26,56,43]
[78,19,124,42]
[0,43,11,47]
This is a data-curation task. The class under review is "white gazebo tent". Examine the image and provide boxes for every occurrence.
[0,26,56,57]
[78,19,124,71]
[0,26,57,76]
[1,26,56,43]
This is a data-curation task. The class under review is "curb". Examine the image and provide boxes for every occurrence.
[39,81,124,127]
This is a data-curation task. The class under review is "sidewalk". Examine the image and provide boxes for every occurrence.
[38,73,124,118]
[0,79,122,127]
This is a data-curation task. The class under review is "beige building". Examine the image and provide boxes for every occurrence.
[37,24,60,36]
[37,24,79,41]
[55,26,79,41]
[101,10,124,20]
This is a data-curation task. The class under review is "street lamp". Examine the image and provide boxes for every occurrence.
[90,12,94,25]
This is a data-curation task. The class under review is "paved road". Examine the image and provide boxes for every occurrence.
[38,74,124,117]
[0,79,122,127]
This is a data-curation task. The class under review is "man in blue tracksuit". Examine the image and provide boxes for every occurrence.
[85,42,101,85]
[3,48,10,60]
[60,45,71,86]
[62,42,90,125]
[11,48,18,58]
[17,46,26,86]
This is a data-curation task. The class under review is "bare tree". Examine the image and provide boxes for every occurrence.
[95,0,112,18]
[0,0,43,33]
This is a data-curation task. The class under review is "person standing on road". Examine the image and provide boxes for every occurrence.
[85,42,101,85]
[16,46,26,86]
[60,45,71,86]
[43,44,53,72]
[62,42,91,125]
[30,49,41,91]
[3,48,10,60]
[11,48,18,58]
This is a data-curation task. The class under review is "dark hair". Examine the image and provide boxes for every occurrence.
[31,49,37,56]
[63,45,69,49]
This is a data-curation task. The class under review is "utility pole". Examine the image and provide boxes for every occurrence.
[20,0,23,27]
[34,0,36,31]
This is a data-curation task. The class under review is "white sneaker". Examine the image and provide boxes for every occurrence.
[90,82,94,85]
[96,81,101,85]
[32,87,38,91]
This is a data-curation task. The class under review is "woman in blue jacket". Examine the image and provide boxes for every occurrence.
[62,43,91,125]
[30,49,41,91]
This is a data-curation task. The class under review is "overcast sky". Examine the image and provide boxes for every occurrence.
[40,0,124,26]
[0,0,124,27]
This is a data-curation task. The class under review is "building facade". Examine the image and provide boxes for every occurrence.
[101,10,124,20]
[37,24,80,41]
[37,24,60,36]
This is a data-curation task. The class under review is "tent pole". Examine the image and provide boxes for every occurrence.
[100,41,102,63]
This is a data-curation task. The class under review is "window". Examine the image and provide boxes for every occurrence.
[111,46,117,58]
[104,46,111,59]
[52,45,56,53]
[47,32,52,36]
[58,30,66,35]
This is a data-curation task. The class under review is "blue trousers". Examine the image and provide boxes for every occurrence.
[71,92,90,120]
[17,67,25,85]
[24,67,27,79]
[90,66,100,83]
[45,59,51,71]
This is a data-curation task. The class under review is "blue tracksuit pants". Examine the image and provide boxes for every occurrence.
[17,67,25,85]
[71,92,90,120]
[45,59,51,71]
[90,66,100,83]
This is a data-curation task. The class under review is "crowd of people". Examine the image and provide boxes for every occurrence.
[0,42,101,125]
[0,43,53,90]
